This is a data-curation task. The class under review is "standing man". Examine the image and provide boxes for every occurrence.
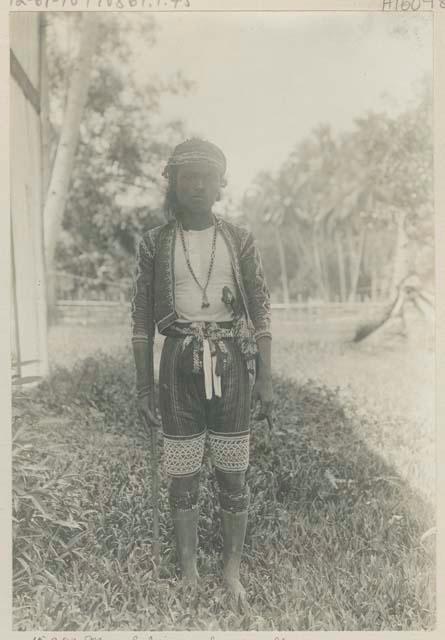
[131,138,273,605]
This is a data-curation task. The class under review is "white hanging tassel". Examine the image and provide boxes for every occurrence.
[203,339,213,400]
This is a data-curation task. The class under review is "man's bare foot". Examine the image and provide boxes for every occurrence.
[176,569,199,606]
[178,567,199,591]
[223,571,247,607]
[181,572,198,586]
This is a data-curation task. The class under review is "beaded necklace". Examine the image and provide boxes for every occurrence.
[178,219,218,309]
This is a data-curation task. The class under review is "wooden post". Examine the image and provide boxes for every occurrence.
[146,282,160,574]
[40,17,54,327]
[10,220,22,380]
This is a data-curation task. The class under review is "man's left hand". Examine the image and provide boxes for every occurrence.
[252,373,274,423]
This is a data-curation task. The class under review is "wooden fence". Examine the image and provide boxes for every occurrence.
[51,269,389,329]
[270,301,388,322]
[52,270,132,303]
[55,298,389,327]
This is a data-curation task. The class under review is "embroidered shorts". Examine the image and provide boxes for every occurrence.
[159,335,251,477]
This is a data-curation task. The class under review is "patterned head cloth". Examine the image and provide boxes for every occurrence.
[162,138,227,179]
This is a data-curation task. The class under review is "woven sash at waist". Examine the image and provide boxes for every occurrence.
[162,321,238,399]
[162,319,257,397]
[162,320,236,339]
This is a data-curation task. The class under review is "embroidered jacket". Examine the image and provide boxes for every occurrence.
[130,215,272,344]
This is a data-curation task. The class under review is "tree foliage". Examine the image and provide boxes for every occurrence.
[243,79,433,302]
[46,15,432,303]
[46,13,191,283]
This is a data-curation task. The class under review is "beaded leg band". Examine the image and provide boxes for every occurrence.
[219,485,250,514]
[163,431,206,477]
[169,490,200,513]
[209,430,250,474]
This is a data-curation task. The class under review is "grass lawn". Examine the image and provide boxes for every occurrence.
[12,322,435,631]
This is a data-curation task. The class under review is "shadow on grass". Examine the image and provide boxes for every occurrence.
[12,350,435,632]
[241,376,435,630]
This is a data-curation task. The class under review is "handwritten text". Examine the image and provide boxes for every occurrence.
[10,0,192,9]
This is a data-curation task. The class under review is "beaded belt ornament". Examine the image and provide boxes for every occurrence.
[166,320,257,399]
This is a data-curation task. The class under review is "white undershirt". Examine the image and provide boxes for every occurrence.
[174,226,236,322]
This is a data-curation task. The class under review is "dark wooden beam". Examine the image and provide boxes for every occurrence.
[10,48,41,115]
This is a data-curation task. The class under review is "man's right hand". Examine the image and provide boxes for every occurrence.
[137,394,161,429]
